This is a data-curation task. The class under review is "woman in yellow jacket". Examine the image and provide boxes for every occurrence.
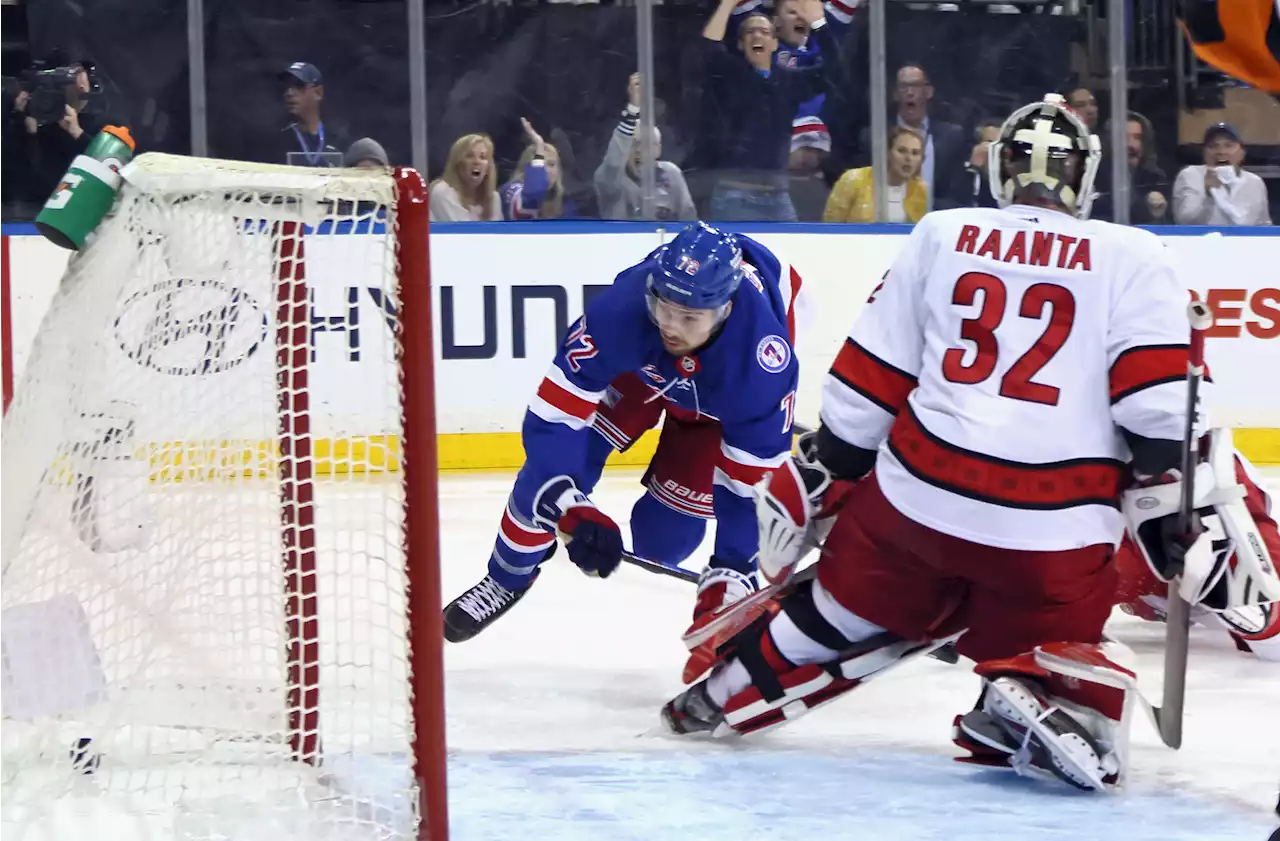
[823,126,928,223]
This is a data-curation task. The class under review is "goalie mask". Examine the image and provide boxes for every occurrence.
[1123,428,1280,613]
[988,93,1102,219]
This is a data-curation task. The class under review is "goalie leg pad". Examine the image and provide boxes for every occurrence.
[718,629,957,736]
[682,575,870,685]
[703,584,958,736]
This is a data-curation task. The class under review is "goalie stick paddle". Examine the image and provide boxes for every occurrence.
[1155,299,1214,750]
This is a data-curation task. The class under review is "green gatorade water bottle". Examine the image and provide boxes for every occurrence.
[35,125,137,250]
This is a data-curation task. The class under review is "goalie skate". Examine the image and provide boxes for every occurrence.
[982,676,1118,791]
[659,681,725,736]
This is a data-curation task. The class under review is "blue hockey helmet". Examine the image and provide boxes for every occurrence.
[648,223,744,312]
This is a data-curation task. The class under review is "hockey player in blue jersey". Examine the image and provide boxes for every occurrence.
[443,222,805,643]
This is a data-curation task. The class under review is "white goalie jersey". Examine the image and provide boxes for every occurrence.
[822,204,1202,552]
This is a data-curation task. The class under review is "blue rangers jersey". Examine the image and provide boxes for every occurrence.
[512,236,799,571]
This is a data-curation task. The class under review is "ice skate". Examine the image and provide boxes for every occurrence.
[952,709,1016,768]
[443,571,540,643]
[982,676,1117,790]
[660,681,724,736]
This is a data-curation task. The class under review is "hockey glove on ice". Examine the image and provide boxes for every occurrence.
[533,476,623,579]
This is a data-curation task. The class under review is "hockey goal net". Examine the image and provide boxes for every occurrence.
[0,153,445,840]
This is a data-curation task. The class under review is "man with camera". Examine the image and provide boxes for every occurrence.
[5,53,110,210]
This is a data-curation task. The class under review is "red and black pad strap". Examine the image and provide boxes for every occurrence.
[780,578,856,653]
[733,617,796,704]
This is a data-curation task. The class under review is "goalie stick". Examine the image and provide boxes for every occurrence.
[1154,299,1214,749]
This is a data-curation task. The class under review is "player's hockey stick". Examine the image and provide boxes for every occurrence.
[1154,299,1214,750]
[622,550,699,583]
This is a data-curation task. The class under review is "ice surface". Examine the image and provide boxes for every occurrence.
[441,469,1280,841]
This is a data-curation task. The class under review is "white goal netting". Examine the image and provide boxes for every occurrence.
[2,154,432,840]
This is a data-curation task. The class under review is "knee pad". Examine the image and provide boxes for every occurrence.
[631,492,706,566]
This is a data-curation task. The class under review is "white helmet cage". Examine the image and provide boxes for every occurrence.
[987,93,1102,219]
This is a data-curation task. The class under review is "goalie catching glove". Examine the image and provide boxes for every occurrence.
[753,428,865,584]
[533,476,623,578]
[1123,428,1280,612]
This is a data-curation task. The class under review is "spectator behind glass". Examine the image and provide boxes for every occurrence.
[8,54,111,206]
[962,118,1003,208]
[273,62,344,168]
[431,134,501,222]
[700,0,836,221]
[1094,112,1169,224]
[1173,123,1272,226]
[502,119,576,220]
[1065,87,1099,133]
[861,64,966,211]
[730,0,858,178]
[594,73,696,222]
[823,125,926,223]
[345,137,389,171]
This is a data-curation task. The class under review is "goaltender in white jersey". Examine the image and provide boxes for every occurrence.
[836,198,1192,552]
[661,93,1280,794]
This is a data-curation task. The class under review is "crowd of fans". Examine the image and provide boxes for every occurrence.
[413,0,1273,228]
[2,0,1274,227]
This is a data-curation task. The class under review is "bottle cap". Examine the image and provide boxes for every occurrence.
[103,125,136,151]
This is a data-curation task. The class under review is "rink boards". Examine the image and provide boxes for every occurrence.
[2,222,1278,472]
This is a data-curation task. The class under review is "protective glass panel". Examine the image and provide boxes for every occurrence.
[205,3,409,176]
[426,3,637,223]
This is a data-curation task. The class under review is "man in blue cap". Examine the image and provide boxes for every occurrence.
[275,61,344,167]
[1173,122,1272,226]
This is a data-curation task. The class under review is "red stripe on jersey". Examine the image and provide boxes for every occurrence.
[716,452,772,487]
[536,377,598,421]
[828,0,858,15]
[830,338,917,415]
[786,266,803,345]
[1109,345,1189,404]
[500,508,554,550]
[888,405,1126,510]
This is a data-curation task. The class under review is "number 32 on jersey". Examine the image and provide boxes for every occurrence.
[942,271,1075,406]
